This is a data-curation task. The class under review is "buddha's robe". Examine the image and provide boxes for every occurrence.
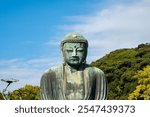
[40,64,107,100]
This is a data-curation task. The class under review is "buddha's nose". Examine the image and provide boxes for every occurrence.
[72,49,77,56]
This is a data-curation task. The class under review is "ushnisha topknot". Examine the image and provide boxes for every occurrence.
[61,32,88,49]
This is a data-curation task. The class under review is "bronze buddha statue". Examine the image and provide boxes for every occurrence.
[40,33,107,100]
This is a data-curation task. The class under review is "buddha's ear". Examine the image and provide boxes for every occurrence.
[61,47,66,65]
[82,60,86,64]
[84,44,88,60]
[82,52,87,64]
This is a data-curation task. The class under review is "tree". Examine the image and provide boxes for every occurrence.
[9,85,40,100]
[128,65,150,100]
[0,93,4,100]
[91,43,150,99]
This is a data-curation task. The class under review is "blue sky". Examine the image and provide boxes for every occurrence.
[0,0,89,59]
[0,0,150,91]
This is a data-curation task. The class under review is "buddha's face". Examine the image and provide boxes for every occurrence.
[63,42,87,67]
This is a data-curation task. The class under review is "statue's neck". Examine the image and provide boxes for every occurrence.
[65,64,85,72]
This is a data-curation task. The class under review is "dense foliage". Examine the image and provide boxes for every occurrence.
[128,65,150,100]
[91,43,150,99]
[0,93,4,100]
[9,85,40,100]
[0,85,40,100]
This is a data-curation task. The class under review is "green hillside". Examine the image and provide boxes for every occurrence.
[91,43,150,100]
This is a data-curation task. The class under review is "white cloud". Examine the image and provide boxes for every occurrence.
[0,58,61,91]
[62,0,150,61]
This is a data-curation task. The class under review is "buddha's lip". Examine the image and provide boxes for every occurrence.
[70,58,79,60]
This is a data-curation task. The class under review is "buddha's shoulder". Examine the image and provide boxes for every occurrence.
[43,65,62,74]
[85,64,104,74]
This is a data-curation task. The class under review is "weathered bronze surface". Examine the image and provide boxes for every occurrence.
[40,33,107,100]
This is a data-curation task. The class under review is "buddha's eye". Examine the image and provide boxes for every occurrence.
[77,50,84,52]
[66,49,73,52]
[77,48,84,52]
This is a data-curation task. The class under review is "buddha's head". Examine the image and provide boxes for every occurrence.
[61,33,88,68]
